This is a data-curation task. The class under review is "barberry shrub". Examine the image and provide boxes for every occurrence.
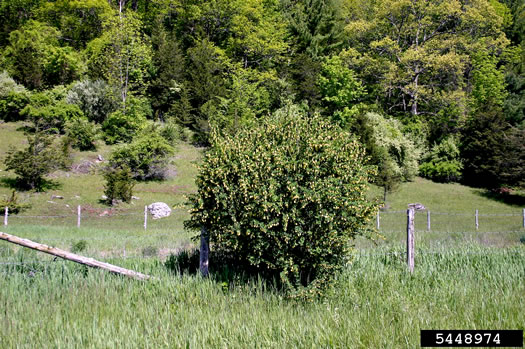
[185,104,378,298]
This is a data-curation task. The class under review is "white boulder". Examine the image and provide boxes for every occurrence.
[148,202,171,219]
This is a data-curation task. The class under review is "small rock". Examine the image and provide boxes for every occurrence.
[148,202,171,219]
[65,204,70,208]
[131,196,140,200]
[111,199,122,206]
[74,195,81,199]
[101,195,108,200]
[97,154,104,162]
[51,195,64,200]
[47,201,56,204]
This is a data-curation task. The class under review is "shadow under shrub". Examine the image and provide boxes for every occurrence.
[184,104,378,299]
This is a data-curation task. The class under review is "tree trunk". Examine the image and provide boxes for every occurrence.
[199,226,209,277]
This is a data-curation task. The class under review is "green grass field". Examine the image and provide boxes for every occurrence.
[1,120,524,348]
[0,246,523,348]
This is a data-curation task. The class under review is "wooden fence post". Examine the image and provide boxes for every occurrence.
[376,211,380,230]
[77,205,81,228]
[3,206,8,226]
[200,226,209,277]
[475,209,479,231]
[144,205,148,231]
[407,207,415,273]
[427,210,431,231]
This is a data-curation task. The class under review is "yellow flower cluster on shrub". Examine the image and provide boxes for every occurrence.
[185,104,378,298]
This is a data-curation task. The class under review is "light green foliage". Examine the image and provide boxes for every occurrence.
[102,109,146,145]
[103,165,134,204]
[64,117,99,151]
[355,112,421,203]
[66,79,118,124]
[226,0,289,69]
[470,49,509,111]
[1,20,85,89]
[363,112,420,182]
[318,55,366,127]
[21,86,84,133]
[343,0,509,119]
[85,11,152,112]
[0,71,26,95]
[109,130,174,180]
[186,104,378,297]
[419,136,463,183]
[4,132,68,190]
[0,71,30,121]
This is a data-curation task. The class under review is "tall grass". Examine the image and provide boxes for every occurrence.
[1,246,523,348]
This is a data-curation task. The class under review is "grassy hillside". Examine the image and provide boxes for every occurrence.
[1,120,524,255]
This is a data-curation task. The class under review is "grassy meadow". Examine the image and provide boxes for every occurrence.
[1,120,524,348]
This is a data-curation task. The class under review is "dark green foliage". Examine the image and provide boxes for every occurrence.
[64,117,98,151]
[102,110,146,144]
[185,104,378,298]
[165,249,200,274]
[70,240,88,253]
[461,108,525,189]
[109,131,174,180]
[419,137,463,183]
[0,0,43,47]
[282,0,345,58]
[66,79,118,124]
[1,20,84,89]
[149,23,186,121]
[4,132,68,191]
[103,166,134,204]
[0,190,31,215]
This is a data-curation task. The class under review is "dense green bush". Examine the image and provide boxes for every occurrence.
[419,136,463,182]
[103,166,134,204]
[4,132,69,191]
[0,71,30,121]
[185,104,378,298]
[66,79,117,123]
[109,131,174,180]
[352,112,421,203]
[64,117,99,151]
[21,88,84,133]
[102,110,146,144]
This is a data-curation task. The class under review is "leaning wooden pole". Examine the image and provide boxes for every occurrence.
[0,232,152,281]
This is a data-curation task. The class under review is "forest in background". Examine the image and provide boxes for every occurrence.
[0,0,524,197]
